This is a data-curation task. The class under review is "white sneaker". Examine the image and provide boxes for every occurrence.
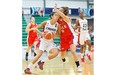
[77,66,83,72]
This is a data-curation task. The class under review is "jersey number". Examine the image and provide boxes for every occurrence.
[83,24,87,30]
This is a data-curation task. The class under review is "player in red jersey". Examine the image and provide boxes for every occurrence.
[54,4,82,72]
[25,17,40,61]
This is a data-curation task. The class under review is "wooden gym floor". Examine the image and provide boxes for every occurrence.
[22,51,94,75]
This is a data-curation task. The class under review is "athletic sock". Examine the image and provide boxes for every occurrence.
[27,62,33,69]
[34,52,36,57]
[26,52,28,56]
[62,58,66,62]
[75,61,80,68]
[81,53,84,58]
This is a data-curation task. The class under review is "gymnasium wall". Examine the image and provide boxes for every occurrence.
[22,0,87,8]
[22,0,88,15]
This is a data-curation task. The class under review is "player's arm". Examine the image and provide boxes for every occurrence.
[71,24,76,30]
[54,5,70,23]
[35,21,47,35]
[26,23,35,33]
[75,18,81,30]
[37,21,47,29]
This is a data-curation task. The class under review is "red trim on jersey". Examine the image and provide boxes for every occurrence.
[78,21,80,33]
[78,33,80,45]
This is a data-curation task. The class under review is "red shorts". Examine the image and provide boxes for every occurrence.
[28,36,39,46]
[60,37,73,52]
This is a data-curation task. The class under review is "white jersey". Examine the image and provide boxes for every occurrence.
[79,18,88,33]
[38,20,58,52]
[43,20,58,41]
[78,18,91,45]
[44,20,58,33]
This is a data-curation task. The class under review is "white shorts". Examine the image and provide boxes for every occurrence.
[79,33,91,45]
[39,38,57,52]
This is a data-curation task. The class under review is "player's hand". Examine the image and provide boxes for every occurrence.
[54,3,57,11]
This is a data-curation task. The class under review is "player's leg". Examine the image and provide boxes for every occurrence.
[24,49,44,74]
[80,45,85,63]
[25,37,34,61]
[59,44,67,63]
[86,40,91,52]
[33,39,40,56]
[48,48,59,60]
[60,51,66,62]
[86,33,92,61]
[38,43,59,70]
[24,39,45,74]
[70,44,79,62]
[70,35,82,72]
[80,33,86,63]
[25,45,32,61]
[70,44,82,72]
[86,40,92,61]
[33,39,40,68]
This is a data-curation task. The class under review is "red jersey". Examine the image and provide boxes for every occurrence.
[27,23,39,46]
[57,19,76,51]
[57,19,73,40]
[28,23,38,38]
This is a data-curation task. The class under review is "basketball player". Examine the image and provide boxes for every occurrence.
[24,12,60,74]
[25,17,40,61]
[54,5,82,72]
[75,10,92,63]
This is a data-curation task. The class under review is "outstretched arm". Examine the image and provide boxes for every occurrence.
[54,4,70,23]
[35,21,47,35]
[75,18,81,30]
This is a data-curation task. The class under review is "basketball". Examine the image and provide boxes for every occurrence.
[43,31,54,40]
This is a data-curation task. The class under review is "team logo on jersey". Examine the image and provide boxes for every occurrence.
[46,27,56,31]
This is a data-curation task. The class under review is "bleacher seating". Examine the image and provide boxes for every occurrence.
[22,16,27,46]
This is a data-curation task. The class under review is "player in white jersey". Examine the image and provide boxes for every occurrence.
[24,12,61,74]
[75,11,92,63]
